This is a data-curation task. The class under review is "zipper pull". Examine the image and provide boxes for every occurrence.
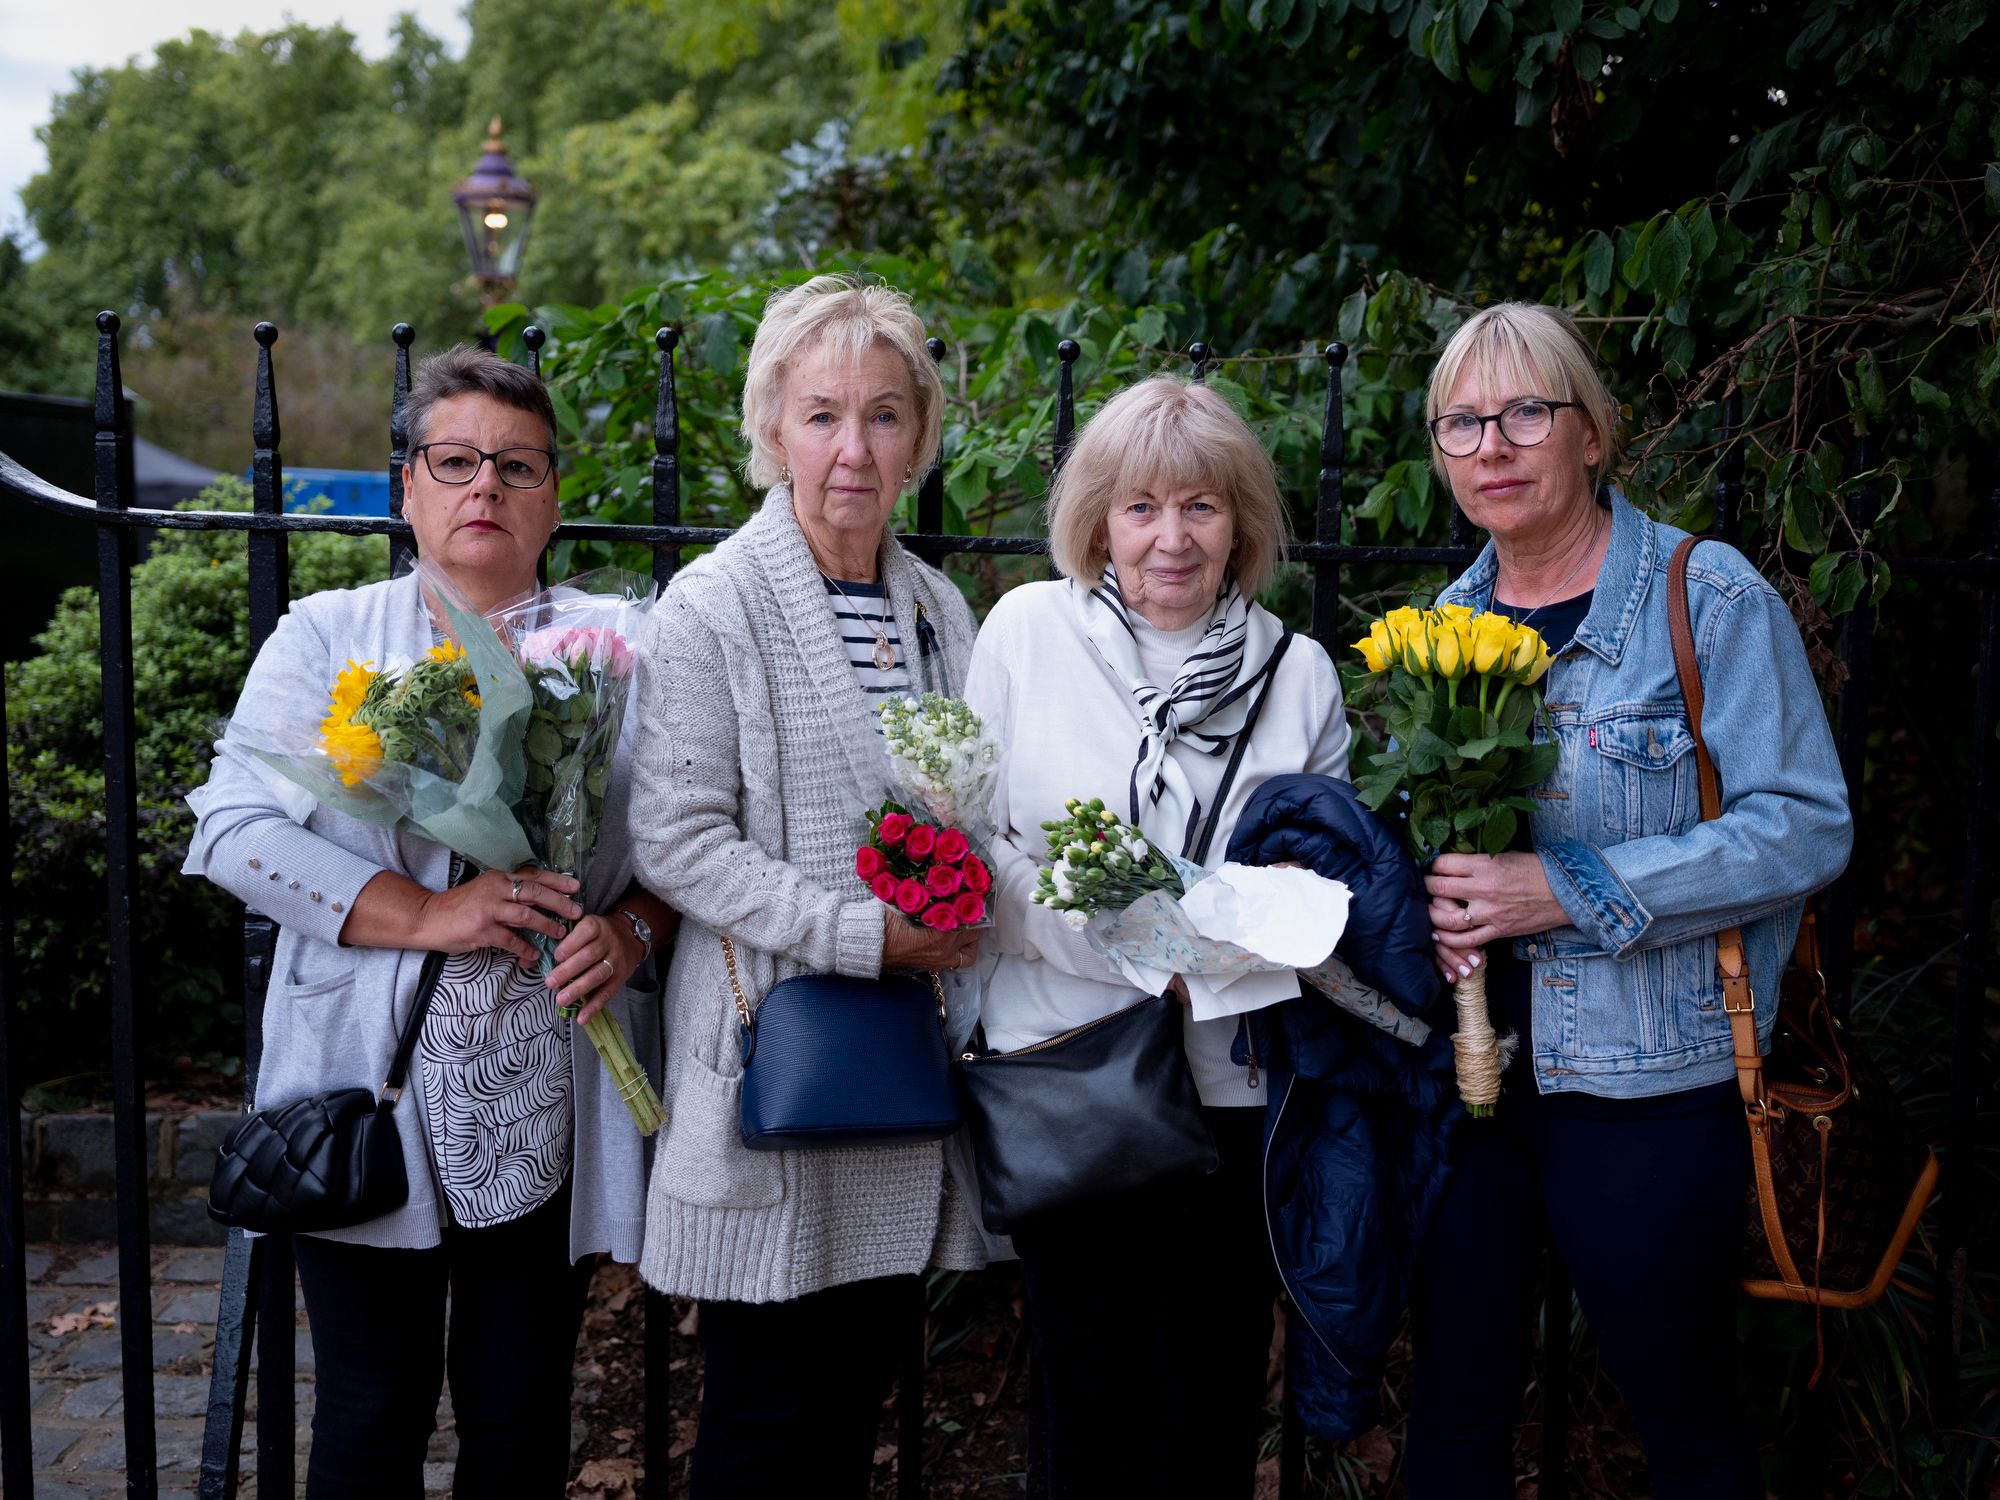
[1246,1046,1260,1090]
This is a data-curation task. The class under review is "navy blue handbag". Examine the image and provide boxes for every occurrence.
[722,936,961,1151]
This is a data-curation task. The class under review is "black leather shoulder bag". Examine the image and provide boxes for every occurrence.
[956,631,1293,1235]
[209,946,448,1234]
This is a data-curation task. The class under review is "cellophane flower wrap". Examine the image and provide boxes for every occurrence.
[230,560,665,1136]
[486,569,663,1135]
[1030,798,1352,1021]
[876,692,1001,839]
[851,692,1003,936]
[1347,602,1558,1115]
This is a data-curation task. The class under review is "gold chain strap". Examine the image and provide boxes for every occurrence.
[719,935,755,1028]
[720,934,947,1027]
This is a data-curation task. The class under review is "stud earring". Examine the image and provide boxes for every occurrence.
[903,465,915,484]
[779,465,792,486]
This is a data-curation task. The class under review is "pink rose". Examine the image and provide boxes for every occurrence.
[905,824,937,860]
[857,845,887,882]
[925,863,962,897]
[953,892,986,926]
[871,872,900,904]
[922,903,960,931]
[959,856,991,894]
[895,878,928,915]
[934,828,970,864]
[878,812,912,846]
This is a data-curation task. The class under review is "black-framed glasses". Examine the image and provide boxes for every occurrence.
[1427,399,1583,457]
[414,442,555,487]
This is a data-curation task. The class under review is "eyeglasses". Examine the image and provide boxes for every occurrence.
[414,442,555,488]
[1427,399,1584,457]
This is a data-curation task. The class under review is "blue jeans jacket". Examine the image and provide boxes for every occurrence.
[1437,494,1852,1098]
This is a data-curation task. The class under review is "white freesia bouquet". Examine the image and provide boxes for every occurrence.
[1032,798,1352,1021]
[877,692,1001,836]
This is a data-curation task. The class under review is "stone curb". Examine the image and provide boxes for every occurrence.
[23,1110,238,1246]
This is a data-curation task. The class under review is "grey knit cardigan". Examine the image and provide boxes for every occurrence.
[629,487,989,1303]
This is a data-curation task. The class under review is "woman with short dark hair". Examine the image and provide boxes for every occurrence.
[186,343,675,1498]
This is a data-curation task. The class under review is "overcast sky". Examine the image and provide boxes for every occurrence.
[0,2,473,241]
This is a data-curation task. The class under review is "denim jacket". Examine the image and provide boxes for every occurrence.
[1438,494,1852,1098]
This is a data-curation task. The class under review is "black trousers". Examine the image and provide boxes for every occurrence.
[291,1180,595,1500]
[1011,1105,1277,1500]
[1406,1065,1761,1500]
[690,1272,922,1499]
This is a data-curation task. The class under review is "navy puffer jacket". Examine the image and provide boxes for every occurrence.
[1226,774,1462,1440]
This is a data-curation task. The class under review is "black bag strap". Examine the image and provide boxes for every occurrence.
[380,948,448,1105]
[379,860,471,1104]
[1189,630,1294,866]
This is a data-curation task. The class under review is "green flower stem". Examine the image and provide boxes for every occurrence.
[577,1007,665,1136]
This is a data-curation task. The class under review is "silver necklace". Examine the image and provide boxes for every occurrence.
[824,573,897,672]
[1503,509,1607,632]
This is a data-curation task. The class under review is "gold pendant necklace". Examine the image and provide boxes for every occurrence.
[824,574,897,672]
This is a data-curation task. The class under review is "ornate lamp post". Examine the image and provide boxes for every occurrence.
[452,117,538,305]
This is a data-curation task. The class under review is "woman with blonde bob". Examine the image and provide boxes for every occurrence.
[626,274,986,1496]
[964,374,1350,1495]
[1408,303,1849,1497]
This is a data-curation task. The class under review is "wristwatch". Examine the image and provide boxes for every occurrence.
[612,907,654,964]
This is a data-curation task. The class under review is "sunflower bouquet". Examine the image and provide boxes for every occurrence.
[234,561,665,1135]
[1348,603,1557,1115]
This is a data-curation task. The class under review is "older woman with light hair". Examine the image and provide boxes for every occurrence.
[963,373,1350,1496]
[624,274,985,1497]
[1407,302,1848,1498]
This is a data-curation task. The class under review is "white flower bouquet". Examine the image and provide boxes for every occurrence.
[877,692,1001,837]
[1031,798,1353,1021]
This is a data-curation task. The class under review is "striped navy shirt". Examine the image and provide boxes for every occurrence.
[823,576,912,705]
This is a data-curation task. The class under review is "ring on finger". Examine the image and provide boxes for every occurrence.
[510,877,523,903]
[599,956,614,977]
[1462,906,1474,929]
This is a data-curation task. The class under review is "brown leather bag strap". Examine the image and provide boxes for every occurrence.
[1667,536,1763,1109]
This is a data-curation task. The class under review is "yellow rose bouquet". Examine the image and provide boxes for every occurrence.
[1348,604,1556,1115]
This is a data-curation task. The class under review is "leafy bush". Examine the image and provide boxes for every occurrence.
[6,478,387,1083]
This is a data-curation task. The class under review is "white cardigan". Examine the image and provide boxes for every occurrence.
[963,580,1351,1105]
[182,571,657,1260]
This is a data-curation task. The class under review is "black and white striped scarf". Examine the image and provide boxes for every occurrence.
[1078,566,1287,857]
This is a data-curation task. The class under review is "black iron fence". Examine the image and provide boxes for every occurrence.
[0,309,1994,1499]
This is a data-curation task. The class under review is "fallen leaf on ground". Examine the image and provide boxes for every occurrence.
[48,1301,117,1336]
[570,1455,638,1500]
[872,1443,899,1465]
[667,1418,697,1460]
[1357,1425,1396,1482]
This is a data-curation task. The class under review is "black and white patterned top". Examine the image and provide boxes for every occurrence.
[417,933,573,1229]
[823,576,912,705]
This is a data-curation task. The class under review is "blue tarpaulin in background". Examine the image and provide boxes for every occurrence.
[244,466,392,516]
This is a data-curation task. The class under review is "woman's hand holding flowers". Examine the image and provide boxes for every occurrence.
[1422,852,1567,980]
[882,906,982,974]
[413,867,582,967]
[545,912,642,1025]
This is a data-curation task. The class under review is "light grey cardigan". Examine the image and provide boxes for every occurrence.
[629,488,988,1304]
[182,571,658,1260]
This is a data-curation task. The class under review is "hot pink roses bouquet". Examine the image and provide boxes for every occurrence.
[854,803,992,932]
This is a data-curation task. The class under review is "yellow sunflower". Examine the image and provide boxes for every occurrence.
[325,659,378,722]
[320,716,385,787]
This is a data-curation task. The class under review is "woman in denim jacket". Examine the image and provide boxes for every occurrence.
[1407,303,1851,1499]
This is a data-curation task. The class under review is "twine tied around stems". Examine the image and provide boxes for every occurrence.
[1450,963,1517,1117]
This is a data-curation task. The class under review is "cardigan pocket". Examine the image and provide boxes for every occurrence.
[653,1055,784,1209]
[276,970,359,1048]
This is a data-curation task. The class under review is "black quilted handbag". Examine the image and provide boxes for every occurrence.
[209,949,446,1234]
